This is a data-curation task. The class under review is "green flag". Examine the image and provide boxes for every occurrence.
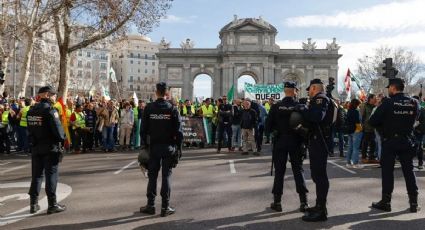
[227,84,235,103]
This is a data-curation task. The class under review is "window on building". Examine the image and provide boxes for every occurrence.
[145,69,148,74]
[130,85,133,90]
[145,61,147,66]
[78,61,82,67]
[138,69,140,73]
[130,60,133,64]
[152,69,155,74]
[100,63,107,70]
[152,62,155,66]
[87,52,91,57]
[138,53,141,58]
[138,61,141,65]
[86,62,91,68]
[138,76,140,81]
[137,85,140,91]
[129,76,133,82]
[78,50,82,56]
[145,54,148,59]
[78,70,82,77]
[152,55,155,59]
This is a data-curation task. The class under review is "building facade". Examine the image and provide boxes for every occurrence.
[157,16,342,100]
[110,35,159,100]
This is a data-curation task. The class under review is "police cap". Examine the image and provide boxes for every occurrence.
[38,86,57,95]
[284,81,298,89]
[306,79,324,91]
[385,78,405,88]
[156,82,167,92]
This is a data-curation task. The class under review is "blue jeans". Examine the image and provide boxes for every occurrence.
[17,126,29,152]
[347,132,362,164]
[232,124,241,148]
[102,126,115,150]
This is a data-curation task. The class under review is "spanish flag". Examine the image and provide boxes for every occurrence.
[57,97,71,148]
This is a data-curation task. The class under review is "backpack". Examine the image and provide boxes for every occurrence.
[335,107,347,129]
[323,98,338,125]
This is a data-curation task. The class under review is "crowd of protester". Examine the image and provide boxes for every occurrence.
[0,90,424,171]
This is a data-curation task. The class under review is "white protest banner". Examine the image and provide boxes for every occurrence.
[244,83,284,100]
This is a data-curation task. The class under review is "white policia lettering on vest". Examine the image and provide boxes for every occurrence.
[27,116,43,126]
[150,114,171,120]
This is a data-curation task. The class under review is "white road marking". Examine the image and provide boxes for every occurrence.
[0,161,12,166]
[0,164,29,175]
[0,194,29,203]
[328,160,356,174]
[0,182,72,226]
[114,160,137,175]
[229,160,236,174]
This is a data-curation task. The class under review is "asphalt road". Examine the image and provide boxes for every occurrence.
[1,145,424,230]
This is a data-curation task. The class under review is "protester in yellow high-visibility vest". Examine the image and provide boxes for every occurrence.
[0,104,11,154]
[70,104,86,154]
[66,99,74,149]
[181,100,195,116]
[200,98,215,145]
[16,98,33,154]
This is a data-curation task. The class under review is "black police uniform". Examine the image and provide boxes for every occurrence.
[301,79,332,222]
[217,102,233,152]
[27,87,66,214]
[266,82,309,213]
[141,83,183,217]
[369,78,420,212]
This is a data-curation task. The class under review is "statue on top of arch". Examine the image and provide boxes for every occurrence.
[180,38,195,52]
[159,37,171,50]
[302,38,316,52]
[326,37,340,51]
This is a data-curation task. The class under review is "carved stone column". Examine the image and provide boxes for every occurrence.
[305,64,314,83]
[213,64,222,99]
[159,63,167,82]
[182,63,191,100]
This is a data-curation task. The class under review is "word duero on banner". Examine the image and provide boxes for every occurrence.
[181,116,207,143]
[244,82,284,100]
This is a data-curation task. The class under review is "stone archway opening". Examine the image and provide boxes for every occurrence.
[193,74,213,101]
[237,74,257,99]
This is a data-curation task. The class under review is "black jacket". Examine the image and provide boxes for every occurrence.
[141,98,183,146]
[240,108,258,129]
[27,99,65,154]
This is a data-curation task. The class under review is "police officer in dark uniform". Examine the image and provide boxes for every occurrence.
[27,86,66,214]
[140,82,183,217]
[369,78,421,212]
[266,81,309,213]
[299,79,332,222]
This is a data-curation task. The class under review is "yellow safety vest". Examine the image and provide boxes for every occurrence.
[201,105,213,118]
[182,106,195,116]
[66,109,72,123]
[133,107,139,121]
[73,112,86,129]
[54,102,63,116]
[19,106,30,127]
[2,111,9,125]
[265,102,271,113]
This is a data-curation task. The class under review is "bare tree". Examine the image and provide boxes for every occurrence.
[52,0,172,98]
[13,0,56,97]
[356,46,424,93]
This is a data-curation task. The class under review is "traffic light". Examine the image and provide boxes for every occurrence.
[382,58,399,78]
[0,60,4,85]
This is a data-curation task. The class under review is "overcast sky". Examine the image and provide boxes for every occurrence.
[146,0,425,98]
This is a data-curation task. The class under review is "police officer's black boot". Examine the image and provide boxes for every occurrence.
[140,204,156,215]
[47,197,66,214]
[30,196,40,214]
[408,194,421,213]
[270,195,282,212]
[302,200,327,222]
[372,194,391,212]
[161,201,175,217]
[299,193,309,212]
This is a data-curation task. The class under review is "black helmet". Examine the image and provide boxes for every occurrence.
[289,111,310,138]
[138,148,150,169]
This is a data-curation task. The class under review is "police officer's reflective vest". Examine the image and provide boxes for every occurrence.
[73,112,86,129]
[19,106,30,127]
[133,107,139,122]
[182,105,195,116]
[201,105,214,118]
[2,111,9,125]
